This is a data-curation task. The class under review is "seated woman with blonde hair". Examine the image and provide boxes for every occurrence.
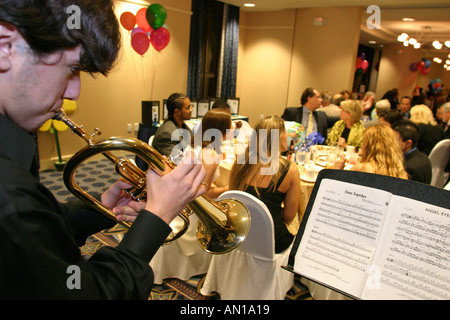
[326,99,365,150]
[229,115,300,253]
[409,104,445,155]
[334,124,408,179]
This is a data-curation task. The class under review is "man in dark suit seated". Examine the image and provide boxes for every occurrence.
[392,120,432,184]
[152,93,193,157]
[281,87,328,142]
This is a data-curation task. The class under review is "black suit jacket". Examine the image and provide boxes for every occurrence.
[281,106,328,142]
[405,148,432,184]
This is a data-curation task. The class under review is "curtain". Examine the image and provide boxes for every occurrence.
[220,4,239,98]
[187,0,206,99]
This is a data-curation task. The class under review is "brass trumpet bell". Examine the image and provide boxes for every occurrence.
[53,111,250,254]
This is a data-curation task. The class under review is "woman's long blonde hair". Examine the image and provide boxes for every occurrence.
[359,124,408,179]
[229,115,288,194]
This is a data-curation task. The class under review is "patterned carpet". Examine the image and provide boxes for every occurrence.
[39,155,312,300]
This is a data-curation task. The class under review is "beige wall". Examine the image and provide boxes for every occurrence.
[38,0,192,170]
[236,10,296,126]
[287,7,362,106]
[376,43,423,99]
[236,7,363,126]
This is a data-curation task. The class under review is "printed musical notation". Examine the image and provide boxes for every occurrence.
[366,198,450,300]
[293,178,450,300]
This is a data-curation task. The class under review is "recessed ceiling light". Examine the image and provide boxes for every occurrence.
[244,3,255,7]
[402,17,415,22]
[369,41,376,44]
[397,33,408,42]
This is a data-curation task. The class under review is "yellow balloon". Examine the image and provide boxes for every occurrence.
[62,99,77,113]
[39,119,53,132]
[52,119,69,132]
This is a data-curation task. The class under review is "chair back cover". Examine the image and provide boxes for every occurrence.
[428,139,450,187]
[218,190,274,259]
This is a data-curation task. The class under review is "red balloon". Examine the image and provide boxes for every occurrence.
[136,7,152,33]
[433,82,441,89]
[150,27,170,51]
[417,61,425,70]
[421,67,431,76]
[360,60,369,70]
[120,12,136,31]
[131,32,150,55]
[355,57,362,70]
[131,27,146,37]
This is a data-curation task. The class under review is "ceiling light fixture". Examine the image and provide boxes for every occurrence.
[402,17,416,22]
[396,30,448,51]
[433,41,443,49]
[397,33,408,42]
[244,3,255,7]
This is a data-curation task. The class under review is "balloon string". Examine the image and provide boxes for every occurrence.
[150,50,158,100]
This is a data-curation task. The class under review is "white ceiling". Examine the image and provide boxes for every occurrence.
[219,0,450,56]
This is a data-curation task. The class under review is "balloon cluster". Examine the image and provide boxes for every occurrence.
[119,4,170,55]
[429,78,442,94]
[355,53,370,76]
[409,59,431,75]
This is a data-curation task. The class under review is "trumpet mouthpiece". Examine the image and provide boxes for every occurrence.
[52,110,66,121]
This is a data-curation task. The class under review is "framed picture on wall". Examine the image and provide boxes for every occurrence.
[227,97,240,115]
[197,99,210,117]
[190,99,198,118]
[151,101,160,123]
[163,99,168,120]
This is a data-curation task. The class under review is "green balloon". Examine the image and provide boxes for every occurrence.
[146,4,167,30]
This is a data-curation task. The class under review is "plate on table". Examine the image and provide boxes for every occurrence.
[300,173,316,183]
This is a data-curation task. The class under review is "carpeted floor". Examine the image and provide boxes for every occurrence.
[39,155,312,300]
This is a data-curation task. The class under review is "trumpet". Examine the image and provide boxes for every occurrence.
[52,111,250,254]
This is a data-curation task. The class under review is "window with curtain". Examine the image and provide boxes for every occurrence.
[187,0,239,100]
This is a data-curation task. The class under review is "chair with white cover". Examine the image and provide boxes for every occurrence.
[150,215,212,284]
[200,190,294,300]
[428,139,450,188]
[148,135,155,147]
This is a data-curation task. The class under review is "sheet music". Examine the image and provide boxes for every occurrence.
[294,179,391,298]
[363,197,450,300]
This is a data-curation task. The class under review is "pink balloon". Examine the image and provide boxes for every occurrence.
[131,32,150,55]
[150,27,170,51]
[360,60,369,70]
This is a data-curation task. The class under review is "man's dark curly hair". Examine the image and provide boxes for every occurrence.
[0,0,121,75]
